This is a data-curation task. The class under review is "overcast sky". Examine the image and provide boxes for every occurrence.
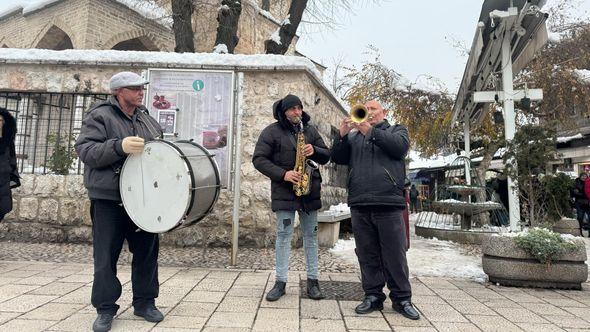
[297,0,590,93]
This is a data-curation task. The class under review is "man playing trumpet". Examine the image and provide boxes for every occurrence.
[253,94,330,302]
[331,100,420,320]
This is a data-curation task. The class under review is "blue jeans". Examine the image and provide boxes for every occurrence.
[274,210,319,282]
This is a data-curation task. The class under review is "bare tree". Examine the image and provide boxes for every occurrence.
[265,0,308,54]
[171,0,195,52]
[213,0,242,53]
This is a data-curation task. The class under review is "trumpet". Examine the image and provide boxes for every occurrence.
[350,104,370,123]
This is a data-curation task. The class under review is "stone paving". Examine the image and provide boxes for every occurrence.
[0,241,359,273]
[0,256,590,331]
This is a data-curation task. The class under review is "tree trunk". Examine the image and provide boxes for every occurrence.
[171,0,195,53]
[474,141,502,227]
[265,0,308,54]
[213,0,242,53]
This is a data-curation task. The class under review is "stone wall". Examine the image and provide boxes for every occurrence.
[0,54,347,248]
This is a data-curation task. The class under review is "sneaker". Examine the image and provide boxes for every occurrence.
[134,305,164,323]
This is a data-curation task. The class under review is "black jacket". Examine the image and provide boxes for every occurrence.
[252,103,330,212]
[0,108,20,218]
[409,187,419,200]
[331,120,409,208]
[74,96,162,201]
[572,178,588,206]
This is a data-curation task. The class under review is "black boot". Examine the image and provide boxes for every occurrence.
[93,313,113,332]
[265,281,286,301]
[307,279,325,300]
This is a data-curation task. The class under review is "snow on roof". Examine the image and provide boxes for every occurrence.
[574,69,590,83]
[0,48,346,111]
[244,0,282,26]
[0,47,319,71]
[0,0,60,17]
[0,0,172,27]
[0,5,22,19]
[556,133,583,143]
[408,150,458,170]
[115,0,172,28]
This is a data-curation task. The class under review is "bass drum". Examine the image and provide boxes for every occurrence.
[120,140,220,233]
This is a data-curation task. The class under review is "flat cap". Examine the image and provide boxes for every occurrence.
[109,71,149,90]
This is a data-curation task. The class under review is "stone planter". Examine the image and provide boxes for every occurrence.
[553,217,581,236]
[482,235,588,290]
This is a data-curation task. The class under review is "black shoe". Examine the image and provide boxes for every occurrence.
[265,281,286,301]
[307,279,325,300]
[393,300,420,320]
[354,295,384,314]
[134,305,164,323]
[93,313,113,332]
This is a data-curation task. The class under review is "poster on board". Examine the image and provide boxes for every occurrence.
[146,69,234,187]
[157,110,176,136]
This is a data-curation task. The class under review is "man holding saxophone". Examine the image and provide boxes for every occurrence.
[253,94,330,301]
[331,100,420,320]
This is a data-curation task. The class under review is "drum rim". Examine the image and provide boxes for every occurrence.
[176,140,221,223]
[119,139,194,233]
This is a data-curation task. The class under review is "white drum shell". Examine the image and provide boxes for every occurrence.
[120,140,220,233]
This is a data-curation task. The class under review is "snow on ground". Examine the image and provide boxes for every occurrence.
[330,214,487,283]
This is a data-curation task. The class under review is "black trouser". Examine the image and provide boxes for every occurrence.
[90,199,159,315]
[410,199,418,213]
[352,206,411,303]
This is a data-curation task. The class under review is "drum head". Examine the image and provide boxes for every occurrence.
[120,141,192,233]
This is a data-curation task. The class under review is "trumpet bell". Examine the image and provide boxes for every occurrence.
[350,104,369,123]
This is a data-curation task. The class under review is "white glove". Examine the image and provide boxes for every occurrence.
[122,136,144,154]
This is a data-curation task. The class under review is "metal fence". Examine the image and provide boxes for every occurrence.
[0,92,109,175]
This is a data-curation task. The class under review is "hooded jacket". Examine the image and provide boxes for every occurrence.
[74,96,162,201]
[0,108,20,218]
[573,177,588,206]
[331,120,410,208]
[252,98,330,212]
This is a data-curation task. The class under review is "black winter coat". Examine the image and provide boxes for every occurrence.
[75,96,162,201]
[572,178,588,206]
[331,120,409,208]
[252,104,330,212]
[0,108,20,219]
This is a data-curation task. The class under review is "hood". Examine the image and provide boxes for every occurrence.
[0,107,17,144]
[272,99,311,131]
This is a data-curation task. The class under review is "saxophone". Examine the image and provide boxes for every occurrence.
[293,123,319,196]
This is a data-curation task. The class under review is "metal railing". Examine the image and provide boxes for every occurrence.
[0,92,109,175]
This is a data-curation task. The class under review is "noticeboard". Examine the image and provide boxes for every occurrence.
[145,69,234,187]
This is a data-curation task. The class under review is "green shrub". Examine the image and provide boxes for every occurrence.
[45,133,76,175]
[541,173,574,222]
[515,228,582,268]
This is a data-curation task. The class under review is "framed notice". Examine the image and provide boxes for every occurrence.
[157,110,176,136]
[145,69,234,187]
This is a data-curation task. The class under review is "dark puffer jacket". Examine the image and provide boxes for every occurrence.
[74,96,162,201]
[331,120,410,208]
[252,101,330,212]
[572,178,588,206]
[0,108,20,219]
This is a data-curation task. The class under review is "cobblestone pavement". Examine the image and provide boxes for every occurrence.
[0,241,359,273]
[0,259,590,331]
